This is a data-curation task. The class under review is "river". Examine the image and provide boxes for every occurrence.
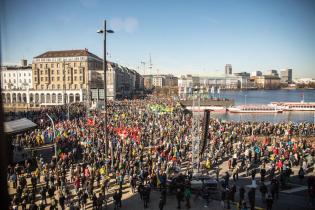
[211,89,315,123]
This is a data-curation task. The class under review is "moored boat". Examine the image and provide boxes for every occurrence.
[228,105,283,113]
[270,101,315,111]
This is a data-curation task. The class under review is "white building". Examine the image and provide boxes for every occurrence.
[1,65,33,90]
[152,75,165,87]
[293,78,315,84]
[178,74,244,99]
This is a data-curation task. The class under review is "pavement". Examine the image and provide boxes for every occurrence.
[8,144,315,210]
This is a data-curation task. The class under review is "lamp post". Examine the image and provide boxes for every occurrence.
[97,20,114,160]
[46,114,57,158]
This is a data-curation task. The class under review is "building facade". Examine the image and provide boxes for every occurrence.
[225,64,232,75]
[280,68,292,84]
[1,65,32,90]
[255,75,281,89]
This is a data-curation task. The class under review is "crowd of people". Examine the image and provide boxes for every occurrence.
[6,96,315,210]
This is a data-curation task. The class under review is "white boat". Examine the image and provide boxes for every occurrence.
[270,101,315,111]
[228,105,283,113]
[186,106,226,112]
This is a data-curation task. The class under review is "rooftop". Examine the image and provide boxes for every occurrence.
[34,49,102,60]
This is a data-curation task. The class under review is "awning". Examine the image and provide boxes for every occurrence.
[4,118,37,135]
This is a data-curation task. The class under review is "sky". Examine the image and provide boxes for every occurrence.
[1,0,315,78]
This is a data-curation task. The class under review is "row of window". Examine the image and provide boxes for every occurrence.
[35,68,84,75]
[34,76,83,82]
[3,79,31,83]
[39,84,83,90]
[2,73,31,77]
[35,62,85,68]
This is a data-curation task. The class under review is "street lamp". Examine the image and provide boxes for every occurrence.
[97,20,114,161]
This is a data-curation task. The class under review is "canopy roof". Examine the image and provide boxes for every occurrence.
[4,118,37,135]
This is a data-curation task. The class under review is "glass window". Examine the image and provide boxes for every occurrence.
[41,77,43,81]
[74,76,77,81]
[68,76,71,81]
[79,76,82,81]
[74,69,77,74]
[40,64,42,68]
[57,84,60,89]
[57,77,60,81]
[51,70,54,74]
[51,77,54,81]
[57,70,60,74]
[29,79,31,83]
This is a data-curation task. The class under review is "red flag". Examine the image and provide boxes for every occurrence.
[87,118,95,126]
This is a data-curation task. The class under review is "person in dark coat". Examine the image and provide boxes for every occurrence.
[176,188,183,209]
[158,197,165,210]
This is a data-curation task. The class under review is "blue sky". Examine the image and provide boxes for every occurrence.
[1,0,315,78]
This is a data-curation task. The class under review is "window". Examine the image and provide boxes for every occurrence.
[29,79,31,83]
[68,69,70,74]
[79,76,82,81]
[40,64,42,68]
[74,63,76,67]
[19,73,21,76]
[41,70,43,74]
[3,74,5,77]
[34,71,37,75]
[52,84,55,89]
[8,73,10,77]
[51,77,54,81]
[45,70,48,74]
[24,79,26,83]
[20,79,22,83]
[24,73,26,76]
[74,76,77,81]
[74,84,77,89]
[57,84,60,89]
[68,76,71,81]
[45,77,48,81]
[45,64,48,68]
[34,77,37,82]
[14,79,16,83]
[41,77,43,81]
[80,84,83,89]
[51,64,54,68]
[57,70,60,74]
[51,70,54,74]
[13,73,15,76]
[4,79,6,83]
[57,77,60,81]
[80,68,83,73]
[74,69,77,74]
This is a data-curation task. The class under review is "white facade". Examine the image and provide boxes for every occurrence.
[1,89,83,105]
[293,78,315,84]
[178,75,244,99]
[1,66,33,90]
[152,76,165,87]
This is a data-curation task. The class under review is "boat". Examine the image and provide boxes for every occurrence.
[228,105,283,113]
[270,101,315,111]
[185,106,226,112]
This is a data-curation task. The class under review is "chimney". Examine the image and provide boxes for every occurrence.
[21,59,27,67]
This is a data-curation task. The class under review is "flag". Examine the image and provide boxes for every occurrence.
[87,118,95,126]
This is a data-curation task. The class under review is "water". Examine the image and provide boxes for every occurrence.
[212,89,315,123]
